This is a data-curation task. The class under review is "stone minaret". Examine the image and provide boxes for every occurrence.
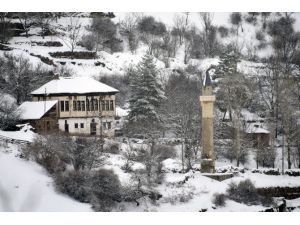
[200,68,215,173]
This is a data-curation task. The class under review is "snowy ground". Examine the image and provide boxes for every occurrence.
[1,129,300,212]
[0,142,92,212]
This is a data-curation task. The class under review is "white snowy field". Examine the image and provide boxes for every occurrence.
[0,143,92,212]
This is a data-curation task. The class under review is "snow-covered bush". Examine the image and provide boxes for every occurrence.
[227,179,259,205]
[226,179,273,206]
[212,193,227,207]
[89,169,122,211]
[55,169,122,211]
[215,165,245,174]
[22,135,66,174]
[154,144,177,160]
[103,141,120,154]
[285,169,300,177]
[161,183,195,205]
[54,170,91,203]
[0,94,20,130]
[251,168,280,176]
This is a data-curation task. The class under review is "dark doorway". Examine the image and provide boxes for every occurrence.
[64,120,69,133]
[90,119,97,135]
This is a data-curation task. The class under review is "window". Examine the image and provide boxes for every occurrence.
[75,123,78,128]
[86,99,90,111]
[81,101,85,111]
[77,101,81,111]
[101,100,105,111]
[105,100,109,111]
[73,101,77,111]
[107,122,111,130]
[110,100,114,111]
[60,101,65,112]
[65,101,69,111]
[80,123,84,128]
[102,122,107,130]
[46,121,50,130]
[95,99,98,111]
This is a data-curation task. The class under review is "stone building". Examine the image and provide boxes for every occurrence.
[18,77,119,137]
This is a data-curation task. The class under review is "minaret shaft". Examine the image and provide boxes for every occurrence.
[200,92,216,173]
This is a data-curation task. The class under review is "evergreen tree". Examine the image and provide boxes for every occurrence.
[214,49,240,78]
[128,54,165,135]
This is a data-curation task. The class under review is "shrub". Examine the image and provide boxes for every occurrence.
[31,41,63,47]
[103,141,120,154]
[218,26,229,38]
[30,53,54,65]
[79,34,97,51]
[251,168,280,176]
[54,170,91,203]
[49,51,96,59]
[89,169,122,211]
[212,193,227,207]
[226,179,273,206]
[22,135,65,174]
[285,169,300,177]
[227,179,259,205]
[154,144,177,160]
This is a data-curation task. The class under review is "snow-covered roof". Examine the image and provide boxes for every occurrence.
[241,109,264,122]
[245,123,270,134]
[31,77,119,95]
[18,100,58,120]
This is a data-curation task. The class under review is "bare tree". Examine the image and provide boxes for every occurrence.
[119,13,142,53]
[0,12,12,43]
[164,68,202,171]
[33,12,54,38]
[229,12,243,36]
[173,13,189,45]
[58,16,82,56]
[16,12,34,38]
[199,12,214,37]
[0,93,20,130]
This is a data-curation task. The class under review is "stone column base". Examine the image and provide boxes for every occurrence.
[201,159,215,173]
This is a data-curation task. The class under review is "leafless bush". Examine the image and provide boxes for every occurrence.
[22,135,66,174]
[89,169,122,211]
[103,141,120,154]
[54,170,91,203]
[212,193,227,207]
[226,179,273,206]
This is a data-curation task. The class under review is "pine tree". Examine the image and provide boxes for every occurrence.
[215,49,240,78]
[128,54,165,134]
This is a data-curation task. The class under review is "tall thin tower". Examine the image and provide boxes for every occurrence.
[200,68,215,173]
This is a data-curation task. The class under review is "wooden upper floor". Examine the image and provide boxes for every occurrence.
[32,94,116,118]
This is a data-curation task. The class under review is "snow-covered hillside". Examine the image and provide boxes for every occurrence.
[2,13,295,81]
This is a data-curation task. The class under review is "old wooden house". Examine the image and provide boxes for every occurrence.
[18,77,119,137]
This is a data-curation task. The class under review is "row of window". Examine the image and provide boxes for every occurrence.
[74,123,84,129]
[73,122,112,130]
[60,100,114,112]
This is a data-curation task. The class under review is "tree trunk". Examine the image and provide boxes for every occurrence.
[181,138,185,172]
[287,144,291,169]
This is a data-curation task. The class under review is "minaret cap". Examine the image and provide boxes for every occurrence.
[204,67,213,86]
